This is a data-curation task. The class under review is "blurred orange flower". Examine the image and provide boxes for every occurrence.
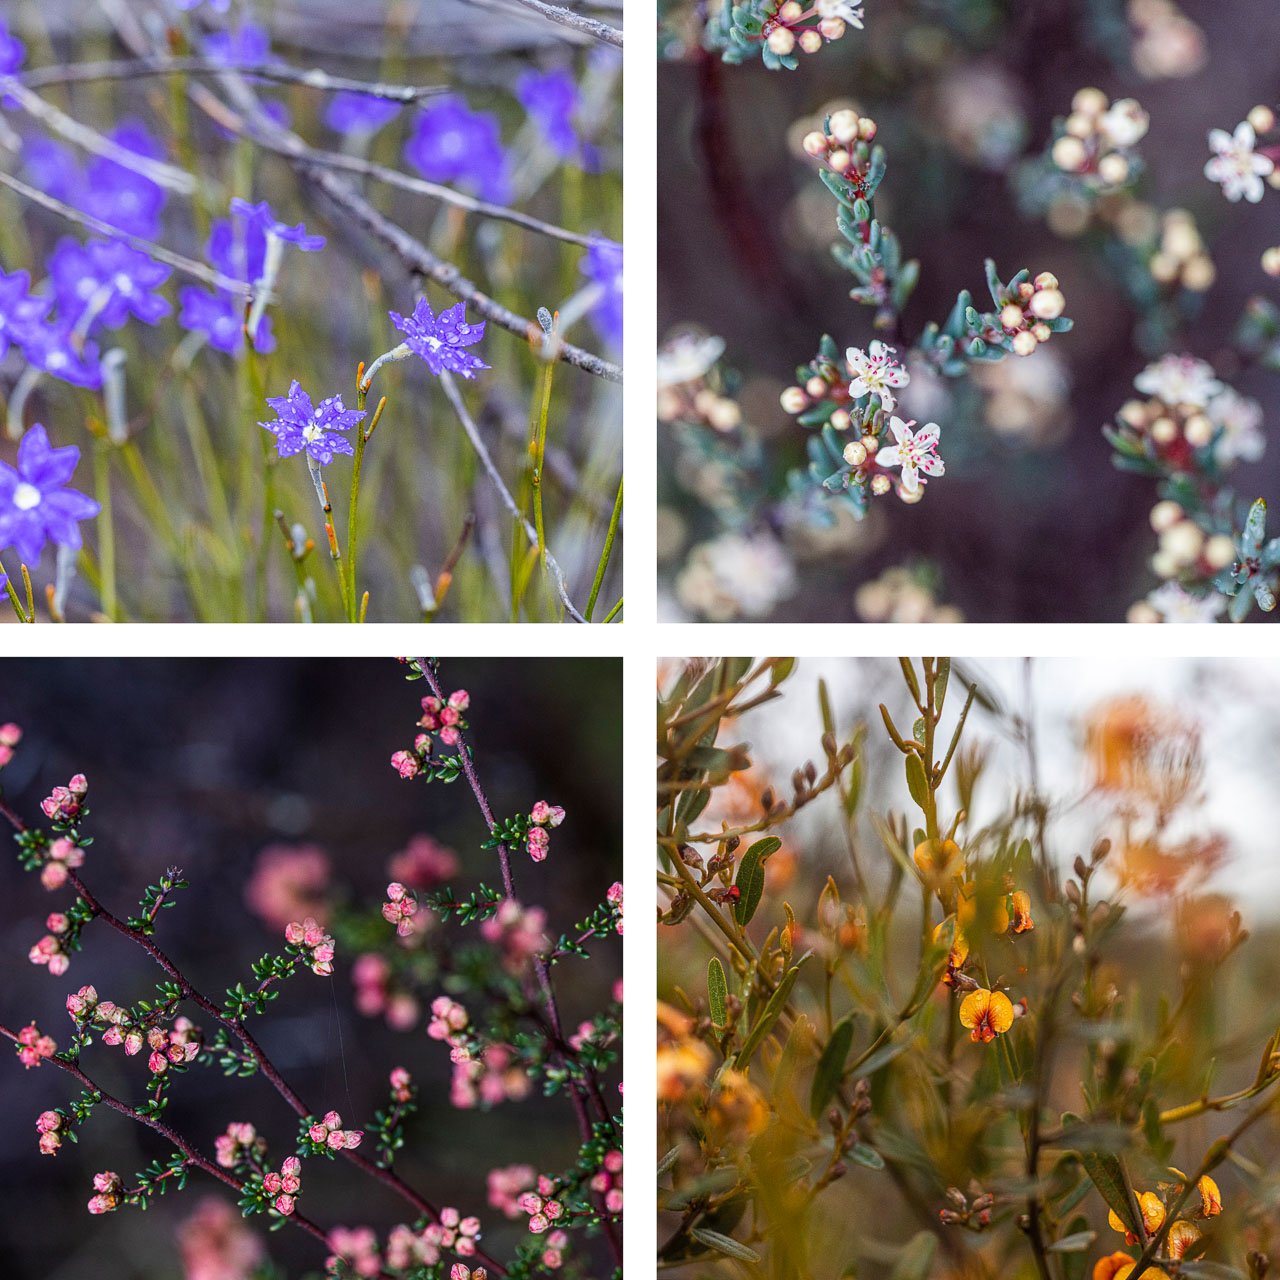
[958,989,1014,1043]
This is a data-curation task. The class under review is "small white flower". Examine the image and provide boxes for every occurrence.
[656,332,726,388]
[1098,98,1149,149]
[875,416,944,494]
[816,0,864,26]
[1205,121,1274,204]
[1207,387,1266,465]
[846,340,910,411]
[674,531,796,621]
[1147,582,1226,624]
[1133,354,1223,408]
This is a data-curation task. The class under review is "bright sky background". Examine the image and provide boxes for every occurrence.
[723,656,1280,914]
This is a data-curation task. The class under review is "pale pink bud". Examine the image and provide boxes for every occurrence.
[147,1051,168,1074]
[391,750,421,779]
[0,723,21,747]
[37,1110,61,1133]
[448,690,470,711]
[275,1194,296,1216]
[527,828,550,863]
[38,1131,61,1155]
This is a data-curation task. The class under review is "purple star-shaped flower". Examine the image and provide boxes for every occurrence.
[0,425,100,566]
[325,91,402,137]
[260,381,365,465]
[20,324,103,390]
[23,139,80,205]
[49,238,171,333]
[0,269,50,360]
[403,96,510,203]
[83,121,168,239]
[390,298,489,380]
[228,198,326,259]
[178,287,275,355]
[581,238,622,348]
[516,68,580,159]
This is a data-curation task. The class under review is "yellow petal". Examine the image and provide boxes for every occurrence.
[958,989,988,1029]
[987,990,1015,1034]
[1198,1173,1222,1217]
[1167,1220,1202,1260]
[1138,1191,1167,1234]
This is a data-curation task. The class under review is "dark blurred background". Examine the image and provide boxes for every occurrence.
[657,0,1280,621]
[0,657,621,1279]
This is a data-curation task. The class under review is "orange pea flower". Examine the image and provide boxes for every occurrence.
[958,988,1014,1043]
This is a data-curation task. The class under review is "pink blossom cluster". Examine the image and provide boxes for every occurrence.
[540,1230,570,1269]
[487,1164,537,1219]
[389,1066,414,1103]
[0,722,21,767]
[284,916,336,976]
[39,836,85,890]
[215,1121,265,1170]
[519,1179,566,1234]
[419,689,470,745]
[428,995,470,1043]
[327,1226,382,1277]
[479,900,548,974]
[144,1016,202,1075]
[41,774,88,823]
[94,1000,149,1056]
[451,1043,532,1110]
[591,1149,624,1215]
[307,1110,363,1151]
[607,881,623,933]
[36,1109,63,1155]
[569,1015,614,1053]
[381,882,420,937]
[390,745,428,779]
[387,834,459,888]
[65,984,99,1020]
[14,1022,56,1069]
[352,952,419,1029]
[178,1196,265,1280]
[385,1222,442,1268]
[261,1156,302,1215]
[526,801,564,863]
[87,1169,122,1215]
[28,926,71,976]
[425,1206,482,1257]
[244,843,331,932]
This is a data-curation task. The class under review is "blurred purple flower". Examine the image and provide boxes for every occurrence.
[516,68,579,159]
[174,0,232,10]
[581,238,622,348]
[0,425,100,565]
[0,20,26,75]
[325,92,402,136]
[83,121,168,238]
[49,238,171,332]
[229,198,326,254]
[178,287,275,356]
[22,139,80,204]
[204,23,273,68]
[403,96,510,203]
[261,382,364,464]
[390,297,489,380]
[20,324,103,390]
[0,269,50,359]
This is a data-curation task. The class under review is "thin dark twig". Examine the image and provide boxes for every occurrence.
[414,660,622,1267]
[0,798,508,1278]
[0,172,252,297]
[20,56,445,102]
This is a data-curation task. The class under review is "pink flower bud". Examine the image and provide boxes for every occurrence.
[124,1030,144,1055]
[147,1051,168,1074]
[527,827,550,863]
[391,750,421,779]
[0,723,22,747]
[37,1111,61,1133]
[38,1131,61,1155]
[448,690,470,711]
[68,775,88,798]
[45,911,68,934]
[309,1123,328,1143]
[275,1194,296,1216]
[282,1157,301,1177]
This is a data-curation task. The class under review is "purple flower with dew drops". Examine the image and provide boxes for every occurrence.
[0,425,100,566]
[0,270,50,360]
[260,381,365,466]
[580,238,622,348]
[325,92,402,137]
[178,288,275,356]
[48,239,172,334]
[516,68,580,159]
[20,324,103,390]
[389,298,488,380]
[403,96,510,203]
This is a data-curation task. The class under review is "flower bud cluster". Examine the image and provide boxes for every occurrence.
[761,0,864,59]
[0,722,21,768]
[41,774,89,825]
[519,1178,566,1234]
[996,272,1067,357]
[284,916,336,976]
[800,109,878,191]
[14,1023,56,1069]
[1051,88,1149,190]
[261,1156,302,1216]
[1148,501,1236,583]
[87,1170,122,1215]
[215,1121,266,1170]
[526,801,565,862]
[381,882,421,937]
[305,1110,364,1153]
[36,1109,64,1155]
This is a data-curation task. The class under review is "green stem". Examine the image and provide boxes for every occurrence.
[584,474,623,622]
[601,595,623,623]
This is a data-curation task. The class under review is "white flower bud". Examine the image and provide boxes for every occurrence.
[1262,247,1280,277]
[1161,519,1204,565]
[767,26,796,55]
[1204,535,1236,570]
[1127,601,1161,624]
[828,148,851,172]
[1181,256,1216,292]
[1150,416,1178,445]
[1011,331,1038,357]
[1000,303,1025,331]
[1031,322,1051,343]
[798,28,822,52]
[780,386,807,413]
[858,118,877,141]
[861,433,879,454]
[819,16,845,40]
[897,483,924,504]
[806,376,827,397]
[843,441,867,466]
[802,130,828,157]
[1183,413,1213,447]
[778,0,803,19]
[1029,288,1065,320]
[870,474,891,496]
[830,408,851,431]
[1149,500,1183,533]
[1033,271,1059,291]
[1051,136,1087,172]
[1071,87,1108,118]
[1097,153,1130,187]
[1248,105,1276,135]
[1064,112,1094,139]
[828,109,860,144]
[1151,550,1178,579]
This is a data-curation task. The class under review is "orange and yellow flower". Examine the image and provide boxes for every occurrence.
[958,988,1015,1043]
[1092,1259,1168,1280]
[914,838,963,885]
[1166,1219,1202,1260]
[1196,1173,1222,1217]
[1108,1191,1166,1245]
[1010,890,1034,933]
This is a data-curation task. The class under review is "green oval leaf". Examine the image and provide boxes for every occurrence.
[734,837,780,926]
[810,1015,855,1117]
[708,957,728,1027]
[904,753,929,810]
[690,1228,761,1264]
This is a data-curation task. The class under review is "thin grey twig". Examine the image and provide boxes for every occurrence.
[0,76,196,192]
[494,0,624,46]
[20,56,445,102]
[438,371,589,623]
[308,166,622,383]
[0,171,252,297]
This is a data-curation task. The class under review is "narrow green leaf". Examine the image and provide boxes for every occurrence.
[690,1228,762,1263]
[1080,1151,1140,1238]
[898,658,922,706]
[904,753,929,809]
[849,1143,885,1170]
[708,957,728,1027]
[737,960,806,1066]
[810,1015,855,1117]
[818,678,835,736]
